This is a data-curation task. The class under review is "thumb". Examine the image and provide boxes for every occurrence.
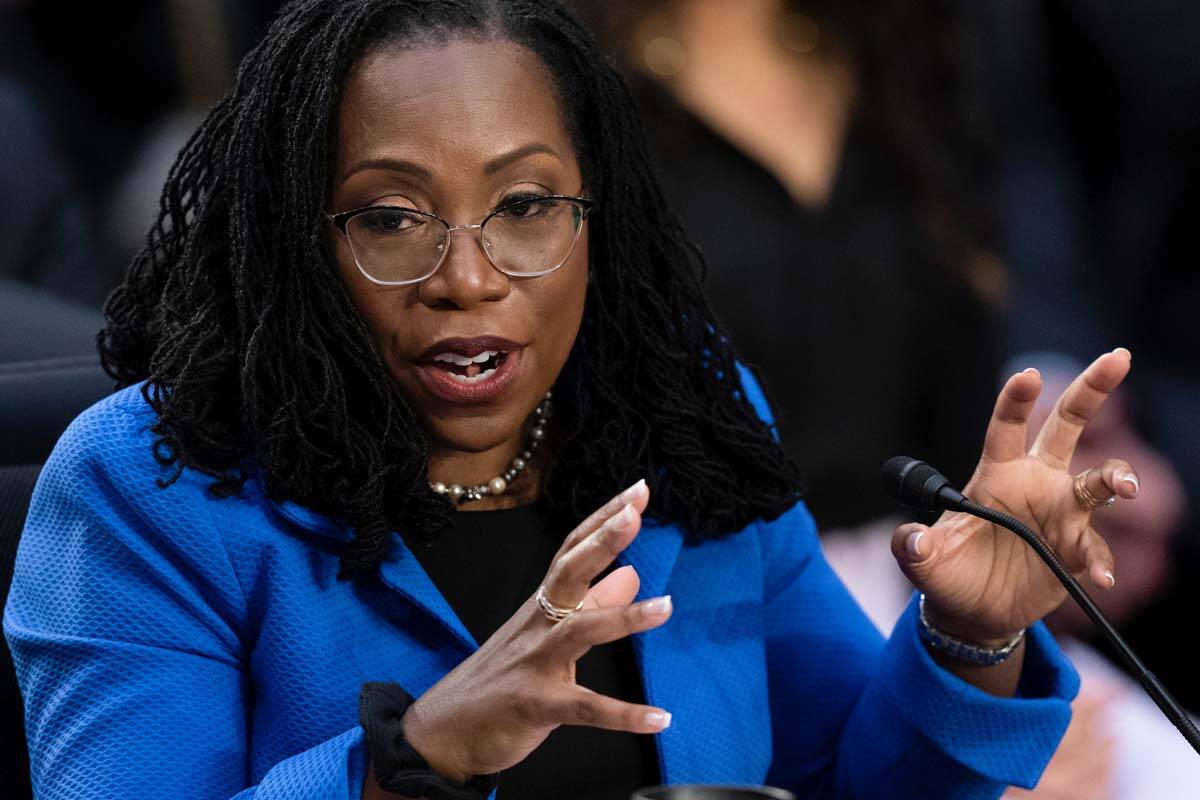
[890,522,940,584]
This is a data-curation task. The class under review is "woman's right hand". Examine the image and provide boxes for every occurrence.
[398,478,672,784]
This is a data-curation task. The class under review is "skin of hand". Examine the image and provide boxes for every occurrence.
[1023,371,1188,633]
[394,480,672,785]
[889,349,1137,656]
[1001,684,1120,800]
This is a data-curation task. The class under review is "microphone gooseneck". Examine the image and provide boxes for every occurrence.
[881,456,1200,756]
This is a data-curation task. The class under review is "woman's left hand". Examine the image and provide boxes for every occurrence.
[890,348,1138,646]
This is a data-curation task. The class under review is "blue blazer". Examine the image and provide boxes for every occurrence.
[5,372,1077,799]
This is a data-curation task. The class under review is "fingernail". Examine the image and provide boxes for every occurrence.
[1118,472,1139,496]
[645,710,672,730]
[1112,347,1131,360]
[1103,570,1115,589]
[621,478,647,502]
[641,595,672,616]
[906,529,925,559]
[1022,367,1040,377]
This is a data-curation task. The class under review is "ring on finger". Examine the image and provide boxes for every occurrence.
[536,585,583,623]
[1074,470,1116,511]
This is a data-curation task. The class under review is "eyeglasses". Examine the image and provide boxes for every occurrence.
[327,194,592,286]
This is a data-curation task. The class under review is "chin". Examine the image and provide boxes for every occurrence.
[424,413,523,454]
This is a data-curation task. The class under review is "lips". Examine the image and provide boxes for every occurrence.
[413,336,526,404]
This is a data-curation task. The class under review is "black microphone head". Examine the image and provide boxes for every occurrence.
[881,456,947,511]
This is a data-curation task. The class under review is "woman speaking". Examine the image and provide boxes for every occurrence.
[4,1,1139,798]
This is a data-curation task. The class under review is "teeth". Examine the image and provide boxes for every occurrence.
[447,367,498,384]
[432,350,500,366]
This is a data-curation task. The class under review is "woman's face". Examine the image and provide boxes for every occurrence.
[329,39,588,485]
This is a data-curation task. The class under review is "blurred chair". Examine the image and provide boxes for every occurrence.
[0,358,112,466]
[0,278,104,363]
[0,340,113,796]
[1,463,41,800]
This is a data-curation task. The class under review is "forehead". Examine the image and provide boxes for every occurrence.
[333,38,575,185]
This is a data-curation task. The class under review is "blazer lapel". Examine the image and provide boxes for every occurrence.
[270,497,477,654]
[617,519,685,781]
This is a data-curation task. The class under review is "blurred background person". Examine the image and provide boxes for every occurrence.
[577,0,1200,795]
[580,0,1004,532]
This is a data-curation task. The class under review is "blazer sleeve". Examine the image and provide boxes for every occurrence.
[758,503,1078,798]
[2,401,369,799]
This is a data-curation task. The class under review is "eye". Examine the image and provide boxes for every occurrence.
[497,193,554,220]
[356,207,427,235]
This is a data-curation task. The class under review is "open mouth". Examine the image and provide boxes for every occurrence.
[429,350,511,384]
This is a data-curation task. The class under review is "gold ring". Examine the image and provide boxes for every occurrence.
[536,585,583,623]
[1074,470,1115,511]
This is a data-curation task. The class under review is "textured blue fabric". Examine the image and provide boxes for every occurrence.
[5,374,1078,799]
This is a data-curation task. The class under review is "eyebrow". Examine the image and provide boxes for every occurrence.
[339,142,561,185]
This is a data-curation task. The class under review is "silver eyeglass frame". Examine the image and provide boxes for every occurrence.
[325,194,593,287]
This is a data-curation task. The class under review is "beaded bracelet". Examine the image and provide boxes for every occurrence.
[917,594,1025,666]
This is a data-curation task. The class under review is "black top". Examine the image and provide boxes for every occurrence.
[408,501,660,799]
[633,83,1001,529]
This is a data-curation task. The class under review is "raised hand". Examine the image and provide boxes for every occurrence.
[396,479,672,784]
[890,349,1138,646]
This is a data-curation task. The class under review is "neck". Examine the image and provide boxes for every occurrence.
[426,401,550,511]
[673,0,785,56]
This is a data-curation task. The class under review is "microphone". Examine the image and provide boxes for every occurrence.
[881,456,1200,756]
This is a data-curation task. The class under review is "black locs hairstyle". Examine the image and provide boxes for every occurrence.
[99,0,804,579]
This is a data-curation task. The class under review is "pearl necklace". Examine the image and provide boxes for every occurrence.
[429,391,552,505]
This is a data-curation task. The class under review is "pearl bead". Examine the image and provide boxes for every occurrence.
[489,477,508,495]
[530,427,545,440]
[447,484,464,500]
[431,482,447,494]
[522,450,532,459]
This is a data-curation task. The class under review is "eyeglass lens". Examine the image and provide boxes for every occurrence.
[344,198,585,284]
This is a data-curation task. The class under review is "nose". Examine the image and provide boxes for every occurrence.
[417,225,510,310]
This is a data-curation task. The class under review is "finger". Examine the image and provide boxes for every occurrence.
[889,522,941,586]
[544,686,672,733]
[544,595,673,662]
[1031,349,1132,468]
[1077,525,1116,592]
[552,479,650,562]
[582,564,640,610]
[542,503,642,610]
[981,368,1043,463]
[1085,458,1141,502]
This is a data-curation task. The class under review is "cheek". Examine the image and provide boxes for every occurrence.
[535,252,588,369]
[329,228,415,353]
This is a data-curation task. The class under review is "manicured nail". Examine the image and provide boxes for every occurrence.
[906,529,925,559]
[645,711,672,730]
[1112,347,1132,360]
[641,595,672,617]
[1103,570,1115,589]
[1022,367,1040,377]
[1118,472,1139,496]
[621,478,647,502]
